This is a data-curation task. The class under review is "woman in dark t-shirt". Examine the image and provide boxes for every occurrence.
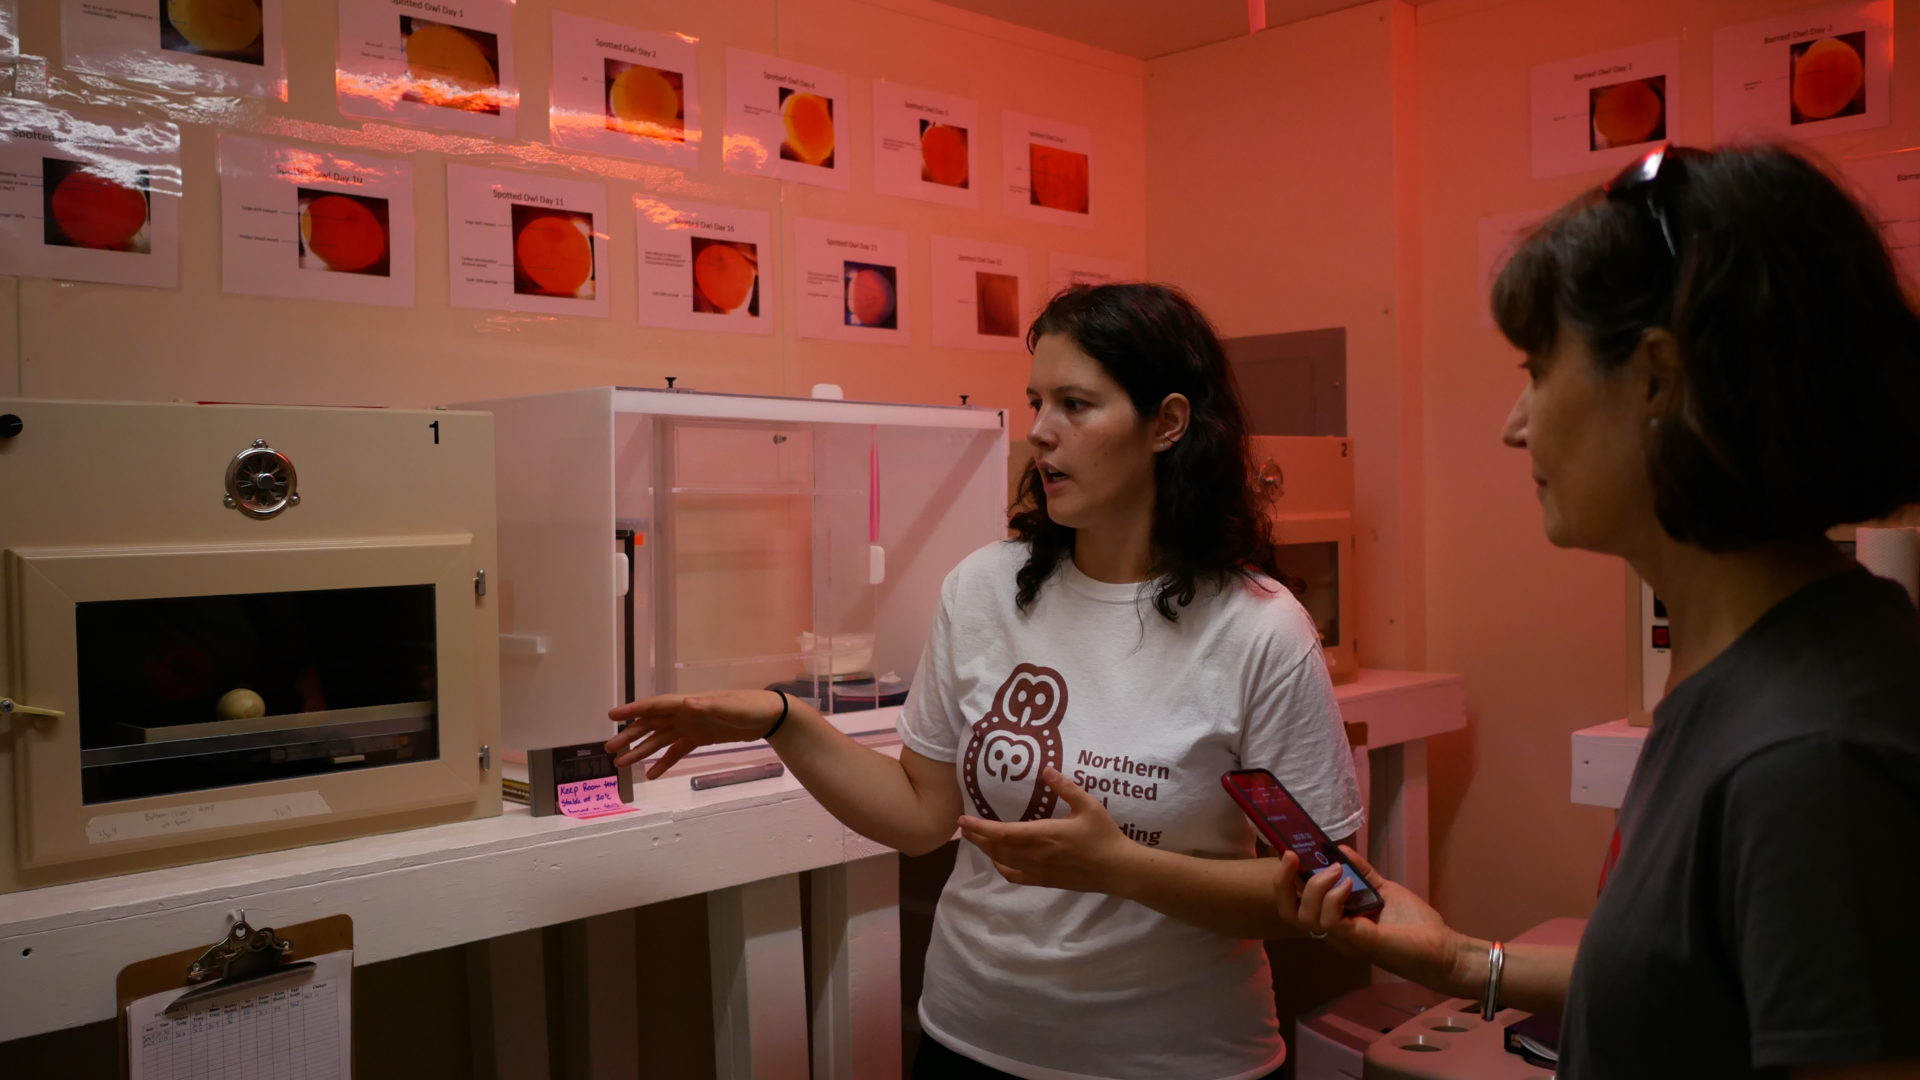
[1277,143,1920,1079]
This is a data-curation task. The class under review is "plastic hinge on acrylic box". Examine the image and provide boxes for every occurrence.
[455,387,1009,772]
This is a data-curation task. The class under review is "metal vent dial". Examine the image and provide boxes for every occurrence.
[1257,459,1285,497]
[224,439,300,518]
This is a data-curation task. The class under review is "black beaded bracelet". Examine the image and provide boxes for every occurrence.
[763,689,791,741]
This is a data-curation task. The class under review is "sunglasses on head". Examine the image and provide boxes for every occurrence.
[1603,142,1686,261]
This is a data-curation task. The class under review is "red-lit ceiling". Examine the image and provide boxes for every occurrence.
[930,0,1410,60]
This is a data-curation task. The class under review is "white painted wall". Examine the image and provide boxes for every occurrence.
[1147,1,1427,676]
[1414,0,1920,937]
[1151,0,1920,940]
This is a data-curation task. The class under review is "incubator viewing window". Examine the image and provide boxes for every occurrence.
[74,585,441,804]
[1273,540,1341,649]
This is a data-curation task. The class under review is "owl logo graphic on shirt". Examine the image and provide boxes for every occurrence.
[962,663,1068,822]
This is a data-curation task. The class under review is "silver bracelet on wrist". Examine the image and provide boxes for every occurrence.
[1481,940,1506,1021]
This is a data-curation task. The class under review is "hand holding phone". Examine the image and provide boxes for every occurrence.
[1222,768,1383,918]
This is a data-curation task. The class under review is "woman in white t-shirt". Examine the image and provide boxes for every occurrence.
[607,282,1363,1080]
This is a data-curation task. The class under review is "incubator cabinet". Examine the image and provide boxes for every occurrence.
[0,400,502,893]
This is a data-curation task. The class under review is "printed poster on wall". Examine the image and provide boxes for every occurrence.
[1842,150,1920,285]
[0,99,181,288]
[338,0,518,137]
[446,164,608,318]
[550,13,698,168]
[931,236,1028,352]
[1714,0,1892,141]
[1476,208,1552,330]
[873,81,978,208]
[724,49,849,189]
[1003,110,1091,227]
[1046,252,1135,297]
[633,195,770,334]
[794,217,908,344]
[1530,39,1681,179]
[218,134,415,307]
[63,0,285,98]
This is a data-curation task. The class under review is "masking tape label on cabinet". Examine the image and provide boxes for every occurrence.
[87,792,332,844]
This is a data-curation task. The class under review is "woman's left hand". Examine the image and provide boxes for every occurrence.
[958,767,1139,892]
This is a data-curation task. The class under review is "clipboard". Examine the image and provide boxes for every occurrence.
[116,913,354,1080]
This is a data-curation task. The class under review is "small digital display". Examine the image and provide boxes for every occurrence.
[554,750,616,785]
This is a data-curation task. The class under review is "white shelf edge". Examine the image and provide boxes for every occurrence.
[0,671,1469,1039]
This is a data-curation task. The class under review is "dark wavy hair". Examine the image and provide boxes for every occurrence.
[1011,283,1279,621]
[1493,143,1920,550]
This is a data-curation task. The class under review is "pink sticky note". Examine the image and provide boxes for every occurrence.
[556,775,636,820]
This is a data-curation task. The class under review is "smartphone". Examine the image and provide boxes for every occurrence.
[1221,768,1384,917]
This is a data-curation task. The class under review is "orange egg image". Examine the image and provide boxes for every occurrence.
[405,22,498,110]
[48,168,148,250]
[692,240,757,314]
[920,123,969,188]
[1029,144,1089,214]
[845,265,896,329]
[975,272,1019,338]
[1792,36,1865,122]
[607,64,682,139]
[166,0,262,54]
[780,91,835,167]
[1590,78,1664,150]
[301,194,388,274]
[514,213,594,298]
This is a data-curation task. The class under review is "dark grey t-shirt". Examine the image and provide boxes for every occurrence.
[1560,567,1920,1078]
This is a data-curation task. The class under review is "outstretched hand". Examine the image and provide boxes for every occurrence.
[1276,844,1469,992]
[957,767,1139,892]
[604,690,784,778]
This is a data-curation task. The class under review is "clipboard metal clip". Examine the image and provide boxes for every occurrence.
[165,912,312,1017]
[187,913,293,985]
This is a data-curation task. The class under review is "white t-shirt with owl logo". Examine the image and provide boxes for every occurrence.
[897,540,1363,1080]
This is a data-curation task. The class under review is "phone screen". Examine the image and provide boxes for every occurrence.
[1223,768,1383,915]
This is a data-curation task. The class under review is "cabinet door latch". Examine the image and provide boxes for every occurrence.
[0,698,64,722]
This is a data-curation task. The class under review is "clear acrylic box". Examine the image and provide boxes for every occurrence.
[460,387,1009,759]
